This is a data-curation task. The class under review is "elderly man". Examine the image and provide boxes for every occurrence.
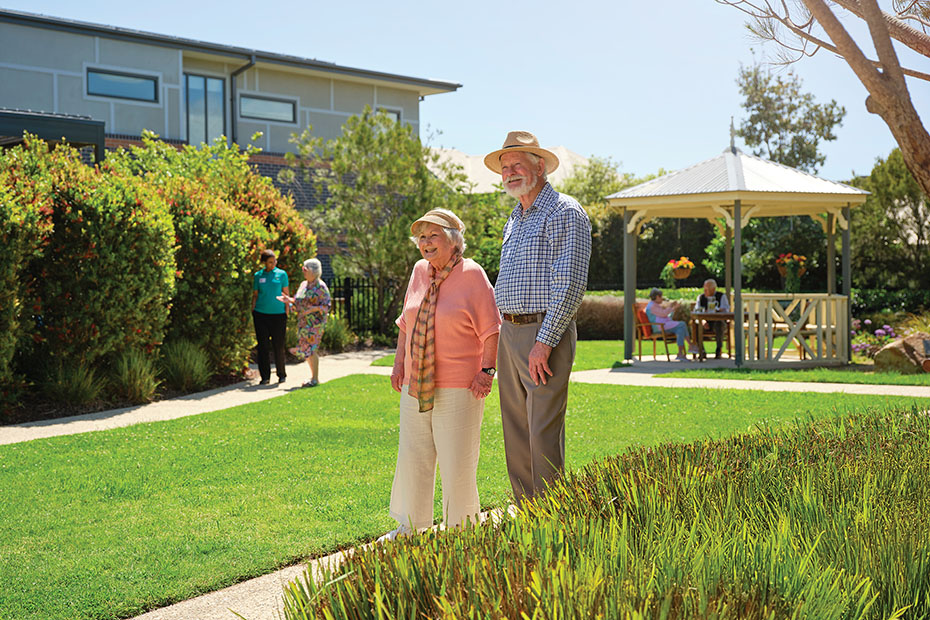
[694,278,730,359]
[484,130,591,501]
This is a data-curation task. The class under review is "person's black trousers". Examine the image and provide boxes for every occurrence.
[253,311,287,381]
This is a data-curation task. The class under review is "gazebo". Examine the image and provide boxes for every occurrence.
[607,143,869,367]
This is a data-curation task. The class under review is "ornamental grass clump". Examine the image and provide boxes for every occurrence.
[284,407,930,619]
[159,340,212,393]
[110,348,160,404]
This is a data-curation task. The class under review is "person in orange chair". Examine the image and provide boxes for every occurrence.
[693,279,730,359]
[645,288,696,361]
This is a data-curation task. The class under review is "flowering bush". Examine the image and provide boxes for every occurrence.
[850,318,899,359]
[3,136,176,378]
[775,253,807,267]
[660,256,695,287]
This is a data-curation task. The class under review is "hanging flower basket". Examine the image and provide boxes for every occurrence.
[672,267,692,279]
[776,264,807,278]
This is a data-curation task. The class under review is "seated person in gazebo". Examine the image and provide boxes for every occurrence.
[645,288,697,361]
[693,279,730,359]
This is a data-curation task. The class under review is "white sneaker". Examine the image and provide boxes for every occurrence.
[377,524,413,543]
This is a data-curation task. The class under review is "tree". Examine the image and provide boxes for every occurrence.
[703,62,846,289]
[556,158,663,287]
[849,147,930,289]
[283,107,471,335]
[735,62,846,173]
[717,0,930,198]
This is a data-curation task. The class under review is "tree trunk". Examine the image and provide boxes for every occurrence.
[865,90,930,199]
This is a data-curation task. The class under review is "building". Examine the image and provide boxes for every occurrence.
[0,8,460,275]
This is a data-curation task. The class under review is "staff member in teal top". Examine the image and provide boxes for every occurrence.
[252,249,290,385]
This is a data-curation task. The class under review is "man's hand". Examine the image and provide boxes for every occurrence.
[528,341,553,386]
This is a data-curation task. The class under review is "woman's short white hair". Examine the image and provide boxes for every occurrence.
[303,258,322,277]
[409,222,467,254]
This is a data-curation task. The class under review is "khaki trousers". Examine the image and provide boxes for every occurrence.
[498,319,576,501]
[389,386,484,530]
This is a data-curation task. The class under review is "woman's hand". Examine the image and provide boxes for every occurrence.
[390,363,405,393]
[469,370,494,399]
[276,294,295,305]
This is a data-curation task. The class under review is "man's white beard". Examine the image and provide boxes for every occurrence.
[503,172,537,200]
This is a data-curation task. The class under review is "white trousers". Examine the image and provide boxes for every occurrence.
[389,386,484,530]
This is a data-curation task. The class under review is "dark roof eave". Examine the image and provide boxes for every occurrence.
[0,8,461,95]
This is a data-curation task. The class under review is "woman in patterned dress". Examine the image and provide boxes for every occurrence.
[278,258,331,387]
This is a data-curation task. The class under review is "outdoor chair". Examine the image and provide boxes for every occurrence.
[634,307,675,361]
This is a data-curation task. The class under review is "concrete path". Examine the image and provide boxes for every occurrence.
[5,352,929,620]
[0,350,393,446]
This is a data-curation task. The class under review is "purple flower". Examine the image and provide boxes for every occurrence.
[883,325,892,331]
[875,329,886,337]
[852,319,861,329]
[864,319,872,325]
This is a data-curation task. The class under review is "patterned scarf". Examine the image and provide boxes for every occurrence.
[408,251,462,412]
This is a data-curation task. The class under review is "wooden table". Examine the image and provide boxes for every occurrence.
[690,312,733,361]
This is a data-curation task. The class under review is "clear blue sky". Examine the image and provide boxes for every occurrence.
[7,0,928,182]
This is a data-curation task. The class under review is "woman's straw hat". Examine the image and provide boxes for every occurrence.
[410,208,466,235]
[483,130,560,174]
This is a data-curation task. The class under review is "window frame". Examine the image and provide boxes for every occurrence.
[239,94,298,124]
[86,68,159,103]
[185,73,227,146]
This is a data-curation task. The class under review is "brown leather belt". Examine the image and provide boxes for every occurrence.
[502,312,546,325]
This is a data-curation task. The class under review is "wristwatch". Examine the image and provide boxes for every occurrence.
[481,367,496,377]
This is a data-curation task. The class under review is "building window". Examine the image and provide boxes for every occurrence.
[378,107,402,122]
[87,69,158,102]
[186,74,225,146]
[240,95,296,123]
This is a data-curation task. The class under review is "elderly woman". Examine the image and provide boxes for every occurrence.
[278,258,331,387]
[645,287,697,361]
[382,208,501,540]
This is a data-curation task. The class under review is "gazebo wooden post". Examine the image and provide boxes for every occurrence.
[733,201,743,367]
[842,204,852,361]
[725,224,733,300]
[623,209,636,361]
[826,213,836,294]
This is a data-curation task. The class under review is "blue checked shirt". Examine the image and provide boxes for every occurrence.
[495,183,591,347]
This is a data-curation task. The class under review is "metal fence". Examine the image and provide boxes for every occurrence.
[328,276,394,334]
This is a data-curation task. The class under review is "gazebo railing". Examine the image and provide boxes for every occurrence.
[741,293,848,365]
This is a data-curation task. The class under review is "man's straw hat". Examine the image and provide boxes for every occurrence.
[483,130,560,174]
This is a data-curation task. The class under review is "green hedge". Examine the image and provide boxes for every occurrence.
[0,178,49,400]
[160,178,270,373]
[5,137,175,373]
[0,132,317,410]
[851,288,930,315]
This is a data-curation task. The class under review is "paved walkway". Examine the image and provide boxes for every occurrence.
[5,353,930,619]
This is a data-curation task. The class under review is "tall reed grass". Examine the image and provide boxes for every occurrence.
[285,407,930,619]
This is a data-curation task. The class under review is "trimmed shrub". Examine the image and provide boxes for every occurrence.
[0,175,51,406]
[851,288,930,315]
[4,136,175,375]
[159,339,212,393]
[575,295,624,339]
[107,133,315,373]
[110,349,160,404]
[160,178,269,373]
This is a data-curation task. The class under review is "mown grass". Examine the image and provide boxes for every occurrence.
[288,407,930,618]
[1,376,927,619]
[370,340,632,371]
[662,366,930,386]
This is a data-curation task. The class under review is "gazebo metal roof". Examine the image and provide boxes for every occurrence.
[607,146,868,222]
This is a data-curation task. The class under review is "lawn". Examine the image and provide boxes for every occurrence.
[660,365,930,385]
[371,341,930,386]
[1,376,928,620]
[370,340,631,371]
